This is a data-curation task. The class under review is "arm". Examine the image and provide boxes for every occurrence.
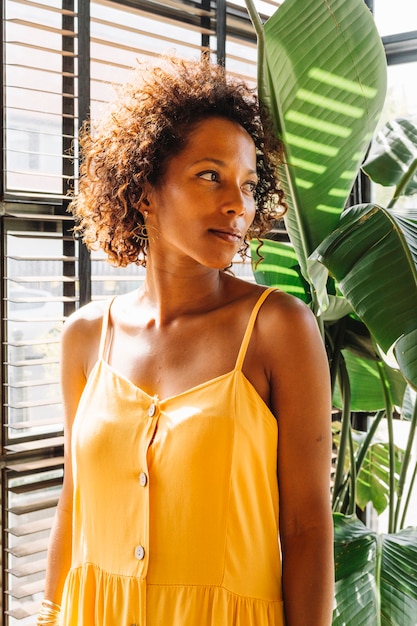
[42,313,91,610]
[266,294,334,626]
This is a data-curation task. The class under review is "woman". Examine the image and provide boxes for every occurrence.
[39,56,334,626]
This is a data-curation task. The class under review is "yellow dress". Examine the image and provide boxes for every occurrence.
[60,287,285,625]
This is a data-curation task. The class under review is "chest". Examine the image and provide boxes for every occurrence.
[105,315,245,399]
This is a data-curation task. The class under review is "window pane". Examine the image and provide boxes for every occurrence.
[4,220,77,443]
[4,1,77,197]
[370,61,417,207]
[380,61,417,122]
[373,0,417,37]
[90,0,214,121]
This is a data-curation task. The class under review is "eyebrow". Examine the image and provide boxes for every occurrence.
[192,157,258,176]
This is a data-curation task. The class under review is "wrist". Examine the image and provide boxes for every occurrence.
[37,599,61,625]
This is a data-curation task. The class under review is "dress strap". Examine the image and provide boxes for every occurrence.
[235,287,277,372]
[98,297,116,362]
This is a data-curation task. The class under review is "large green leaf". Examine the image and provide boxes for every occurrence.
[249,238,310,302]
[250,238,355,319]
[333,514,378,625]
[380,529,417,625]
[333,350,406,411]
[396,329,417,390]
[333,515,417,625]
[332,423,402,515]
[362,117,417,196]
[355,437,402,515]
[310,204,417,389]
[402,385,417,421]
[255,0,387,277]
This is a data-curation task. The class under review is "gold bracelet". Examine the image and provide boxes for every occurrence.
[37,599,61,625]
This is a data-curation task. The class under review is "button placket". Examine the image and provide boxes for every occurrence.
[134,395,160,578]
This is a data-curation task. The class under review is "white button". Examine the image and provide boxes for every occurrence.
[148,403,156,417]
[139,472,147,487]
[135,545,145,560]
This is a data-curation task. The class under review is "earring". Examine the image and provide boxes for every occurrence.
[131,223,149,245]
[131,210,159,245]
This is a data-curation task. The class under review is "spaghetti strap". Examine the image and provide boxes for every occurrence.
[98,297,116,362]
[235,287,277,372]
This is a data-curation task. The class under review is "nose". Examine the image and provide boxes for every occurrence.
[221,183,252,216]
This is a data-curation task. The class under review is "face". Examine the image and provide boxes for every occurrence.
[145,116,258,271]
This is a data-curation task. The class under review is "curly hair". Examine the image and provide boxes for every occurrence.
[70,55,286,267]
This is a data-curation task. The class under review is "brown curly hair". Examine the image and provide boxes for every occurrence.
[70,55,286,267]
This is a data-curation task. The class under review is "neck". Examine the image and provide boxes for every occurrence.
[141,255,228,325]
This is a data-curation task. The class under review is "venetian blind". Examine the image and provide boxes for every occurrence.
[1,1,219,623]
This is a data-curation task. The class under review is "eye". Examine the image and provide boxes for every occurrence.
[243,180,258,195]
[197,170,219,182]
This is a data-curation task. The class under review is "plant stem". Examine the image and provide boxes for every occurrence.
[355,410,385,475]
[244,0,265,95]
[338,411,385,514]
[376,360,395,533]
[388,156,417,208]
[347,424,357,516]
[332,356,352,510]
[400,460,417,529]
[394,397,417,529]
[328,318,347,396]
[375,533,382,626]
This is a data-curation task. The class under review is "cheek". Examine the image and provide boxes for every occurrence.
[243,206,258,236]
[246,203,257,226]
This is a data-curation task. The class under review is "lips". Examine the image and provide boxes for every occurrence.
[209,228,243,244]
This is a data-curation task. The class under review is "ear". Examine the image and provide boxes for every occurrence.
[141,184,158,213]
[129,181,154,210]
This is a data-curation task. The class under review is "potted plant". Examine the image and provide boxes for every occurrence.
[243,0,417,623]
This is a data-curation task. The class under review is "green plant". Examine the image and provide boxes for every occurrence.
[244,0,417,623]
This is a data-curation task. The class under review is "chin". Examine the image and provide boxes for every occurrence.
[203,258,234,271]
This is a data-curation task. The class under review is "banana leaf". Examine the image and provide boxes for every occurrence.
[309,205,417,389]
[355,438,402,515]
[251,236,407,409]
[333,513,378,625]
[250,238,357,319]
[246,0,387,280]
[332,424,402,515]
[380,530,417,625]
[402,385,417,421]
[333,350,406,412]
[362,117,417,197]
[250,238,311,302]
[333,514,417,625]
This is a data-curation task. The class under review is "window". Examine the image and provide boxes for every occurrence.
[1,2,219,622]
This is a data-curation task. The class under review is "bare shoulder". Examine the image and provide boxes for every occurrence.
[255,289,327,372]
[258,290,319,339]
[62,298,107,341]
[61,298,110,378]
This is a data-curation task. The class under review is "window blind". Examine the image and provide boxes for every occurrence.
[1,1,220,622]
[4,0,77,200]
[2,211,77,623]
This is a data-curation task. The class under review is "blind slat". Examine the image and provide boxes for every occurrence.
[5,436,64,454]
[7,495,60,516]
[6,578,46,600]
[6,458,64,474]
[10,0,76,17]
[6,537,50,558]
[8,18,76,37]
[6,557,47,578]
